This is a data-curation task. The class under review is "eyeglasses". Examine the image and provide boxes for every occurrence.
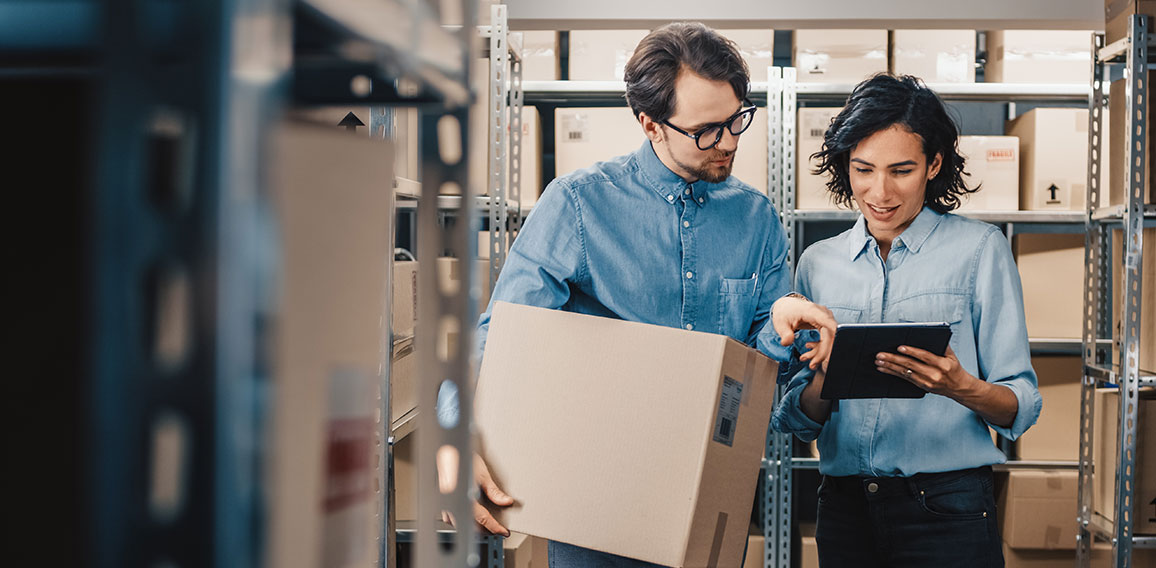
[662,102,758,151]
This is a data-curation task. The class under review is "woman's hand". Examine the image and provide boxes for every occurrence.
[875,345,1018,428]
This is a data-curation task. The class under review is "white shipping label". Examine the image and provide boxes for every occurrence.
[560,112,589,143]
[713,376,744,447]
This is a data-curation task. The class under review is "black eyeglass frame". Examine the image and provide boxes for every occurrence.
[661,100,758,151]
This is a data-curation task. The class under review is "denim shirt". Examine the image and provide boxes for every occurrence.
[438,141,794,425]
[771,208,1042,477]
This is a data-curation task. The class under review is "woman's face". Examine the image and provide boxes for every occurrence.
[848,124,942,246]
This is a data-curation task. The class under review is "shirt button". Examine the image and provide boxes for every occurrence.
[867,482,879,493]
[666,195,674,202]
[683,221,690,228]
[684,187,691,195]
[685,271,693,279]
[686,324,693,330]
[698,197,704,204]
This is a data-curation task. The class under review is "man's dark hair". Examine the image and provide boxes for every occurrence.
[623,23,749,123]
[813,73,977,213]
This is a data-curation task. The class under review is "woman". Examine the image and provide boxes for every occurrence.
[771,74,1042,567]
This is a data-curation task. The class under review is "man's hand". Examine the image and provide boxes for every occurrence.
[436,449,514,536]
[771,295,838,370]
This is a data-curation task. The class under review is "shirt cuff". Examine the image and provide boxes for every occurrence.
[988,378,1042,441]
[770,370,824,442]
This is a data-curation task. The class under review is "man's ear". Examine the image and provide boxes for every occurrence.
[639,112,663,143]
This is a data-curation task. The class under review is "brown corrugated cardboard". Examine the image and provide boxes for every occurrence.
[1013,234,1085,340]
[985,31,1092,84]
[1105,0,1156,43]
[1004,541,1155,567]
[393,261,418,339]
[504,532,549,568]
[1111,228,1156,373]
[890,30,976,83]
[796,107,843,210]
[998,470,1079,550]
[568,30,650,81]
[475,302,778,567]
[518,31,560,81]
[742,529,764,568]
[725,30,777,83]
[956,136,1020,211]
[267,121,392,568]
[1093,388,1156,535]
[1015,356,1083,460]
[1007,107,1107,211]
[1109,72,1156,207]
[392,434,415,521]
[794,30,888,83]
[800,523,819,568]
[554,106,768,195]
[390,337,416,424]
[516,106,543,207]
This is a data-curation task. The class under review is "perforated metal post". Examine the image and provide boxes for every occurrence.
[488,4,512,289]
[509,34,525,240]
[1077,30,1108,568]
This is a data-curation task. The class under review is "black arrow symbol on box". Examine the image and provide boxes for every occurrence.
[339,112,364,131]
[1047,184,1060,200]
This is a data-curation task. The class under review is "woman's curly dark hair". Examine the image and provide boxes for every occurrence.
[812,73,977,213]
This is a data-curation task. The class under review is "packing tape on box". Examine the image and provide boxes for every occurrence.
[1047,475,1062,490]
[707,511,728,568]
[1045,525,1062,548]
[742,350,756,407]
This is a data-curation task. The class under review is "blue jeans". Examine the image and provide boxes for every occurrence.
[547,534,750,567]
[815,466,1004,568]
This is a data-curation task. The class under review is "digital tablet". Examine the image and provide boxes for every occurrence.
[819,322,952,400]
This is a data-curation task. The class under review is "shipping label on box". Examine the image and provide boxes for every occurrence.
[476,302,778,567]
[998,470,1080,549]
[956,135,1019,211]
[1093,389,1155,535]
[796,107,843,210]
[794,30,888,84]
[891,30,976,83]
[1013,234,1085,340]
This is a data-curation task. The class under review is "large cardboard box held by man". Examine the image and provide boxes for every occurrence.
[475,302,778,567]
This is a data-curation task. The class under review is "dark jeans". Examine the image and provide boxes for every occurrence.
[547,536,750,567]
[815,466,1004,568]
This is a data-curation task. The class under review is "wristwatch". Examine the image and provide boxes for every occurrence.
[784,292,809,302]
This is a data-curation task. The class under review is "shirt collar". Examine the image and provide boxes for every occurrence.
[634,141,710,207]
[847,206,944,260]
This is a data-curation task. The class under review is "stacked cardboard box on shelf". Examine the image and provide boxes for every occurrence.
[1014,356,1083,461]
[516,106,544,207]
[475,302,777,567]
[794,30,888,83]
[998,470,1080,550]
[1007,107,1108,211]
[890,30,976,83]
[1014,233,1085,341]
[518,31,560,81]
[985,31,1092,85]
[1108,71,1156,207]
[795,107,843,210]
[725,30,777,83]
[568,30,650,81]
[1105,0,1156,43]
[956,135,1020,211]
[1093,388,1155,535]
[1111,228,1156,373]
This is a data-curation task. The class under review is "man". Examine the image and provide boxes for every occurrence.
[441,22,836,567]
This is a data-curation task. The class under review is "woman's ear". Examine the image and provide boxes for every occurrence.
[928,152,943,180]
[639,112,663,143]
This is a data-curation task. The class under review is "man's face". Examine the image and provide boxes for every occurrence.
[650,72,744,183]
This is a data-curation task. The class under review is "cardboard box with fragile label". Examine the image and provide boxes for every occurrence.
[476,302,778,567]
[956,136,1020,211]
[794,30,888,83]
[890,30,976,83]
[1008,107,1108,211]
[796,107,843,210]
[1093,388,1155,535]
[1014,356,1083,461]
[1014,233,1085,340]
[985,31,1092,84]
[998,470,1079,550]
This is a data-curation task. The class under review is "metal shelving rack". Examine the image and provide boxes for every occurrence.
[1077,16,1156,568]
[388,5,524,568]
[765,67,1101,567]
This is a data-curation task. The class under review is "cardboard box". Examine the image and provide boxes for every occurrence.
[891,30,976,83]
[1008,107,1108,211]
[794,30,888,84]
[393,261,418,339]
[554,106,768,194]
[1003,541,1156,567]
[800,523,819,568]
[1108,72,1156,207]
[796,107,843,210]
[503,532,549,568]
[475,302,778,567]
[267,122,393,568]
[1111,228,1156,373]
[1015,357,1083,461]
[515,105,543,208]
[985,31,1092,85]
[1105,0,1156,43]
[390,336,416,424]
[956,135,1020,211]
[1093,388,1156,535]
[518,31,559,81]
[725,30,776,83]
[742,530,764,568]
[998,470,1080,550]
[1014,234,1085,340]
[392,435,416,521]
[568,30,650,81]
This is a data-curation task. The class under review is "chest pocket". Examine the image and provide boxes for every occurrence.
[828,306,864,325]
[891,293,968,351]
[718,275,758,341]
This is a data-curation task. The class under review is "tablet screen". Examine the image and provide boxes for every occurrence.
[820,322,952,400]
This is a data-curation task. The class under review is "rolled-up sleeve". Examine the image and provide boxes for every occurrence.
[973,230,1042,440]
[767,252,826,441]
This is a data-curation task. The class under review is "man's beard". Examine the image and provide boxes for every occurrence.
[666,141,735,183]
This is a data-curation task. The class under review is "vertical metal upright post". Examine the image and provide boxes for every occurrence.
[374,104,398,568]
[1111,14,1149,567]
[1077,30,1108,568]
[489,4,512,289]
[414,0,480,565]
[509,33,526,240]
[782,68,798,273]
